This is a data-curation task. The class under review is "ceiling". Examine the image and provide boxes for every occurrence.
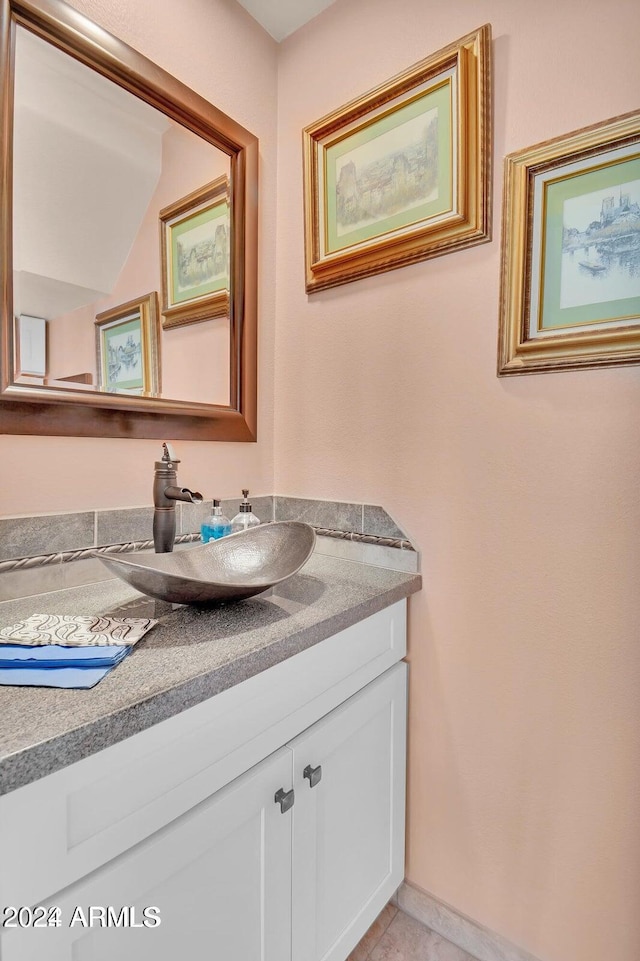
[235,0,338,41]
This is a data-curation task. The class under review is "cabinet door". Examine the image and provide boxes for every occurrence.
[0,748,293,961]
[291,662,407,961]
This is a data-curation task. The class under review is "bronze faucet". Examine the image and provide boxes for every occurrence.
[153,443,203,552]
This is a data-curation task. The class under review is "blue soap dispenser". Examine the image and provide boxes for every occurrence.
[231,489,261,533]
[201,499,232,542]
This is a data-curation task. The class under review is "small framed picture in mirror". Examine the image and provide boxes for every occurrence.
[160,176,230,329]
[95,293,161,395]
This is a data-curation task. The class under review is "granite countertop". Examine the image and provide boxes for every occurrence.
[0,554,421,796]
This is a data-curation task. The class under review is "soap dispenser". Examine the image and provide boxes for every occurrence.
[231,489,261,533]
[201,500,232,542]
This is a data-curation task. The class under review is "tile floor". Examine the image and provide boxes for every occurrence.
[347,902,478,961]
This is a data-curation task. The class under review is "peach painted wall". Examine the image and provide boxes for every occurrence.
[2,1,639,959]
[274,2,640,961]
[2,0,278,513]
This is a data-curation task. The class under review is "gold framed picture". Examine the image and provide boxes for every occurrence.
[498,110,640,375]
[95,292,161,395]
[303,24,492,293]
[160,176,230,329]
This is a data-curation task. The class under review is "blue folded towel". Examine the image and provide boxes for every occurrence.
[0,643,129,668]
[0,643,131,689]
[0,665,119,689]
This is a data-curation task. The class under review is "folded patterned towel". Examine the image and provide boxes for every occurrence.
[0,614,157,647]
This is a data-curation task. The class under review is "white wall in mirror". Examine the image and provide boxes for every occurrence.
[12,26,231,406]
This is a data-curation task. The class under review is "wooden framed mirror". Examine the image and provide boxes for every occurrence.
[0,0,258,439]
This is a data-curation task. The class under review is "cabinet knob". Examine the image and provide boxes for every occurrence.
[274,787,295,813]
[303,764,322,788]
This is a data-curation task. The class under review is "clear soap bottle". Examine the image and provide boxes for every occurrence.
[231,489,261,533]
[201,499,232,542]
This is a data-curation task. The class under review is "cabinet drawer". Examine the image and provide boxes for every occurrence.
[0,600,406,908]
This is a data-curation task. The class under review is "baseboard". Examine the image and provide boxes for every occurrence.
[396,881,544,961]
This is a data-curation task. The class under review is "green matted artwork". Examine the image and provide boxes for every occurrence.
[324,81,453,255]
[95,292,161,395]
[498,110,640,374]
[303,25,491,293]
[160,176,230,328]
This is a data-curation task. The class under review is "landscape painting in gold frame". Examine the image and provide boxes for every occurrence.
[303,24,491,293]
[498,110,640,375]
[160,176,230,329]
[95,292,161,395]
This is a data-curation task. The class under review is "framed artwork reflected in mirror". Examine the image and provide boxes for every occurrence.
[160,177,230,329]
[95,293,161,395]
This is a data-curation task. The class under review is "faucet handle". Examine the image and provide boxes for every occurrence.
[161,442,179,464]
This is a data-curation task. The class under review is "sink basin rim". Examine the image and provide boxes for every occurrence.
[89,521,317,604]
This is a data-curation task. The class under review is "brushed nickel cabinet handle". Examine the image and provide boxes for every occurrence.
[303,764,322,788]
[274,787,295,813]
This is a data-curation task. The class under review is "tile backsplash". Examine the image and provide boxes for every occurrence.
[0,496,417,602]
[275,497,362,533]
[0,512,96,563]
[0,495,412,567]
[96,507,156,547]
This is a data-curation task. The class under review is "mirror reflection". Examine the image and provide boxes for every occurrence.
[12,26,232,406]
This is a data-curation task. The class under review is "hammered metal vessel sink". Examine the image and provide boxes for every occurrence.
[93,522,316,606]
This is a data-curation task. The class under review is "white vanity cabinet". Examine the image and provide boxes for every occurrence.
[291,663,406,961]
[0,601,408,961]
[1,747,295,961]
